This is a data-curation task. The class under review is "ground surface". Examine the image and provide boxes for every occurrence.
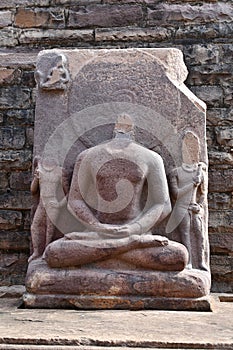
[0,295,233,349]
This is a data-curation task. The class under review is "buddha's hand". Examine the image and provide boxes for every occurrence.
[139,234,169,247]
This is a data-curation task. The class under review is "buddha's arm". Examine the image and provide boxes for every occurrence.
[67,151,101,228]
[134,155,171,233]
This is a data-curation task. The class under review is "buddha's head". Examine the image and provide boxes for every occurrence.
[113,114,135,139]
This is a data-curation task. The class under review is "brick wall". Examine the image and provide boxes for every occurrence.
[0,0,232,292]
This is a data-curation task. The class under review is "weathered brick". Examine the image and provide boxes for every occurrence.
[0,53,36,69]
[147,3,233,25]
[0,210,22,230]
[223,85,233,107]
[3,109,34,126]
[209,210,233,233]
[186,64,232,86]
[216,127,233,148]
[175,22,233,41]
[9,171,31,190]
[68,5,143,28]
[0,28,19,47]
[0,252,28,286]
[184,44,221,66]
[0,68,21,85]
[21,71,36,88]
[0,11,12,28]
[209,151,233,167]
[191,85,223,108]
[95,27,171,42]
[0,172,8,189]
[0,86,31,109]
[51,0,101,4]
[0,231,30,251]
[15,8,65,29]
[0,127,25,150]
[0,150,32,171]
[208,192,233,210]
[211,280,233,293]
[209,232,233,254]
[0,0,50,9]
[222,44,233,64]
[0,190,31,210]
[23,211,31,230]
[211,255,233,275]
[19,29,94,45]
[25,127,34,147]
[207,108,233,127]
[209,168,233,192]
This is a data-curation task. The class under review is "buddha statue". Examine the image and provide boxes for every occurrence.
[44,115,188,271]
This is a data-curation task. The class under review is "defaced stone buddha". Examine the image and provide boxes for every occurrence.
[43,115,188,271]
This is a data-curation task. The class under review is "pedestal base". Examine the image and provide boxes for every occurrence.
[24,259,211,311]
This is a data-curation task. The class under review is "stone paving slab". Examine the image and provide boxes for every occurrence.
[0,296,233,349]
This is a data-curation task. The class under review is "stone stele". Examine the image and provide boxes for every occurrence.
[24,48,211,310]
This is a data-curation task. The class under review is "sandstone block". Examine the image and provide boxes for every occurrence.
[9,171,31,190]
[23,211,31,230]
[0,172,8,189]
[0,210,22,230]
[0,127,25,150]
[25,127,34,147]
[184,44,220,66]
[21,71,36,88]
[223,85,233,107]
[0,284,26,298]
[208,192,232,210]
[147,3,233,25]
[209,232,233,254]
[51,0,101,4]
[0,150,32,171]
[0,11,12,28]
[209,168,233,192]
[209,151,233,166]
[216,127,233,148]
[0,68,21,85]
[211,255,233,275]
[175,23,233,41]
[191,85,223,108]
[209,210,233,233]
[68,5,143,28]
[207,108,233,127]
[222,44,233,64]
[0,86,31,109]
[15,8,65,29]
[0,52,37,69]
[0,230,30,251]
[19,29,94,45]
[95,27,171,42]
[0,252,28,286]
[0,0,50,9]
[0,190,31,210]
[2,109,34,126]
[0,28,18,47]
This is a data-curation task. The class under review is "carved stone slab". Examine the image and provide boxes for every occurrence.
[25,48,210,310]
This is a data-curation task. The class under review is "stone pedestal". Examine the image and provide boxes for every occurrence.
[24,259,211,310]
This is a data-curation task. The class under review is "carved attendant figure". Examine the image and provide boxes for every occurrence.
[167,131,208,270]
[28,157,66,262]
[44,115,188,270]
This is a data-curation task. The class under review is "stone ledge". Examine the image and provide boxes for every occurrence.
[0,297,233,349]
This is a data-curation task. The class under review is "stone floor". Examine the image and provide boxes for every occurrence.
[0,294,233,349]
